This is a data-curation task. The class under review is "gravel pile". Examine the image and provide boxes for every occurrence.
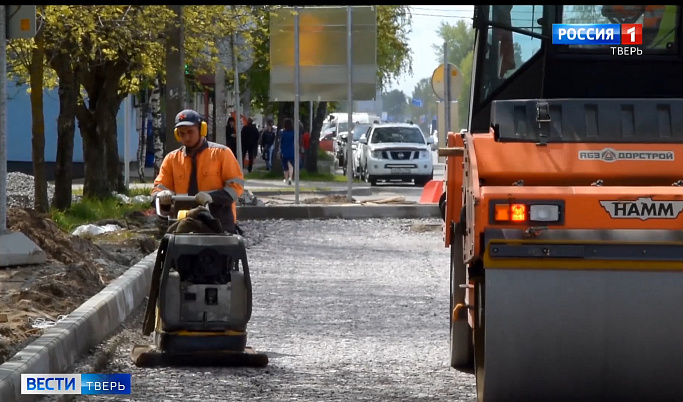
[5,172,55,209]
[43,219,476,402]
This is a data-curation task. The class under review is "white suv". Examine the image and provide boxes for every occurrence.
[357,123,434,186]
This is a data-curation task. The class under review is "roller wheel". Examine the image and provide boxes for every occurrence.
[449,224,474,369]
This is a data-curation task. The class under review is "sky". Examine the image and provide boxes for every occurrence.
[388,5,475,96]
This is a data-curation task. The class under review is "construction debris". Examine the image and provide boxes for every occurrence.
[0,207,157,364]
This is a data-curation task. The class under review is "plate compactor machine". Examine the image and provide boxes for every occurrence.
[132,193,268,368]
[439,5,683,402]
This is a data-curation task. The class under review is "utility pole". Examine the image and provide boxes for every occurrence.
[0,5,7,234]
[231,5,242,173]
[215,37,226,145]
[0,5,46,267]
[294,6,300,204]
[164,5,185,155]
[346,6,354,202]
[443,42,451,141]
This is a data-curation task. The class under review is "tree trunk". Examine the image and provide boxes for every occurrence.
[77,115,108,199]
[151,78,163,177]
[30,26,48,213]
[49,55,77,211]
[137,91,148,183]
[76,58,130,199]
[305,101,328,173]
[105,102,125,194]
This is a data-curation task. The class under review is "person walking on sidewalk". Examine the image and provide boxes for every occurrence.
[279,118,296,185]
[226,116,237,156]
[241,117,260,173]
[260,118,276,170]
[152,109,244,234]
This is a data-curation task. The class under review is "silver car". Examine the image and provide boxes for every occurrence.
[358,123,434,186]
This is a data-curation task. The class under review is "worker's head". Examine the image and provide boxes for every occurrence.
[174,109,207,148]
[266,118,274,129]
[228,116,235,127]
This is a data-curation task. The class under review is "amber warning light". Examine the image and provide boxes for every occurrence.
[495,204,526,222]
[493,203,561,223]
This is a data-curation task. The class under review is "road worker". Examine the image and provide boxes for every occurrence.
[152,109,244,234]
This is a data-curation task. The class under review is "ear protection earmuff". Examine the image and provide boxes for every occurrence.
[174,119,208,141]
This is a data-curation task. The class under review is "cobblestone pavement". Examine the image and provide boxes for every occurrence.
[42,219,476,402]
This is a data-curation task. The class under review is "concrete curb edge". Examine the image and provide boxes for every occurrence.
[237,204,440,220]
[0,252,158,402]
[249,187,372,197]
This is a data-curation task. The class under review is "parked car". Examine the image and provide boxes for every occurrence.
[319,132,335,153]
[358,123,434,186]
[338,123,371,175]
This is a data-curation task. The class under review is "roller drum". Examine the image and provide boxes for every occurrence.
[480,268,683,402]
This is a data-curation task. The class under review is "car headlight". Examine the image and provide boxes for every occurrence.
[372,150,383,159]
[419,151,429,158]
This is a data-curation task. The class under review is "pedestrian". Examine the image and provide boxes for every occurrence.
[152,109,244,234]
[240,117,260,173]
[300,121,310,168]
[260,118,276,170]
[279,118,296,185]
[226,116,237,156]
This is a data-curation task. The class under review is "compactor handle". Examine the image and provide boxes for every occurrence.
[155,194,210,219]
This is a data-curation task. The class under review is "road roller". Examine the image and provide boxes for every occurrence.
[132,193,268,368]
[440,5,683,401]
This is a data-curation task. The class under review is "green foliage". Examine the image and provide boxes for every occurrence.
[246,5,413,112]
[6,7,58,91]
[40,6,175,99]
[50,196,150,233]
[432,19,476,67]
[318,147,333,161]
[433,19,476,129]
[377,6,413,90]
[382,89,408,119]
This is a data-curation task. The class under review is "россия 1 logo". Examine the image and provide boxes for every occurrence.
[552,23,643,56]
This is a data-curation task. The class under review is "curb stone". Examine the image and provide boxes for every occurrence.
[0,252,158,402]
[249,187,373,197]
[237,204,440,220]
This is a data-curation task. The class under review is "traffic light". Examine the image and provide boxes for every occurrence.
[184,64,190,75]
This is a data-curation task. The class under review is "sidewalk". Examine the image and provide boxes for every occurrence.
[71,152,369,196]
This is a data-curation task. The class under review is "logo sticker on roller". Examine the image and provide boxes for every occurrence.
[600,198,683,220]
[578,148,674,162]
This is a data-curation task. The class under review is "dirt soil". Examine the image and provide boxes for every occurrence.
[302,194,356,204]
[0,207,159,364]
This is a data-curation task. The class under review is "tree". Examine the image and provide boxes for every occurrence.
[432,19,476,68]
[382,89,407,120]
[38,6,266,200]
[38,6,174,199]
[245,5,414,173]
[433,19,476,129]
[6,7,57,213]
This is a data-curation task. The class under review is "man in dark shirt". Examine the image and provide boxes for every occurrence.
[241,117,260,173]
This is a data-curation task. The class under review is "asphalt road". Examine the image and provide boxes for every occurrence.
[42,219,475,402]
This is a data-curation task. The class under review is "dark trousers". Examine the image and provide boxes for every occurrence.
[242,146,257,172]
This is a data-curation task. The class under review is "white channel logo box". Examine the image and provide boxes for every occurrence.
[21,374,82,394]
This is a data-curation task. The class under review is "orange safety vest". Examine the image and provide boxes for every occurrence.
[153,140,245,221]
